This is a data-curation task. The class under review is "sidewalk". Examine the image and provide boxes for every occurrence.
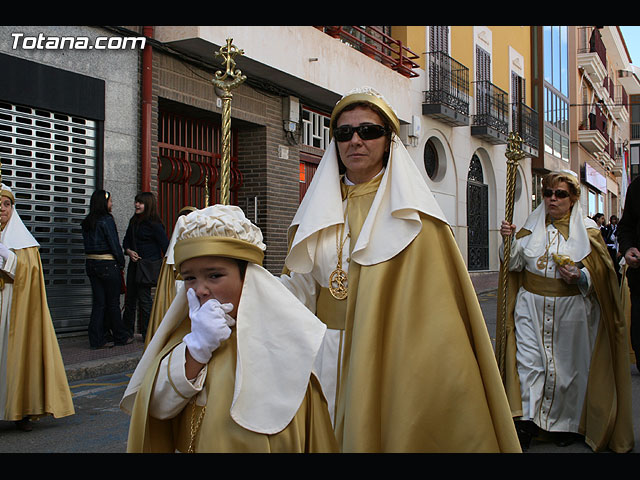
[60,271,500,382]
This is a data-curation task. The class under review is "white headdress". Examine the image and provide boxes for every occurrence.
[286,87,448,273]
[0,184,39,250]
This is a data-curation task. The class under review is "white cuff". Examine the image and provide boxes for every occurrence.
[149,343,207,419]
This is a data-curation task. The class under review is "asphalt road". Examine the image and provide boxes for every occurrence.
[0,371,132,453]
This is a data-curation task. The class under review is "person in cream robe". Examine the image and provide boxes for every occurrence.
[0,183,74,430]
[121,205,337,453]
[497,171,633,453]
[280,87,520,453]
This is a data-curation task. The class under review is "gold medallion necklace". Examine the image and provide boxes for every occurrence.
[535,230,560,270]
[329,214,349,300]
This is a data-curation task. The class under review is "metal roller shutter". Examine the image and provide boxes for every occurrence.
[0,101,97,333]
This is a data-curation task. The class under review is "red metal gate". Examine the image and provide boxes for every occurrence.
[157,110,242,234]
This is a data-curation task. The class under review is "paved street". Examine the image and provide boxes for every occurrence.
[0,371,132,453]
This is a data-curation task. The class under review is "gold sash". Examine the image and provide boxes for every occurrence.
[317,287,347,330]
[522,270,580,297]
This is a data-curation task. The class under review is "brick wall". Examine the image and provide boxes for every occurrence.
[151,49,300,274]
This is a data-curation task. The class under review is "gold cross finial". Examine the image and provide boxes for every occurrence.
[505,132,526,163]
[213,38,246,91]
[212,39,247,205]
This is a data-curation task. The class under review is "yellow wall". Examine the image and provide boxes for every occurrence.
[393,26,533,102]
[392,26,426,70]
[451,26,532,101]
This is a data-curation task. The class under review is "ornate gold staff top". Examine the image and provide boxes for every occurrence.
[212,38,246,205]
[496,132,526,380]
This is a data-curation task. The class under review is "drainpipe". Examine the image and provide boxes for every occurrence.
[141,26,154,192]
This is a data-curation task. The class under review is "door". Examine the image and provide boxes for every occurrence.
[467,154,489,270]
[0,100,97,332]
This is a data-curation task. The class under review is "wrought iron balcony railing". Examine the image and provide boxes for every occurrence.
[472,80,509,136]
[511,101,539,148]
[315,26,420,78]
[423,51,469,116]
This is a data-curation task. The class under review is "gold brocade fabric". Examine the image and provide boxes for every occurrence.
[496,228,634,453]
[127,319,338,453]
[145,258,176,347]
[4,247,74,420]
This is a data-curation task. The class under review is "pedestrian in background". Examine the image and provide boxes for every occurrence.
[602,215,621,282]
[81,189,130,349]
[122,192,168,342]
[0,183,74,431]
[617,175,640,373]
[593,212,605,228]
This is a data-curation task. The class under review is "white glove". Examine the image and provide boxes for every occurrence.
[0,243,9,262]
[183,288,234,365]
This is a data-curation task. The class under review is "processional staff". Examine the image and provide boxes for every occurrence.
[496,132,526,380]
[212,38,246,205]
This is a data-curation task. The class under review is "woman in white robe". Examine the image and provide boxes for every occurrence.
[498,171,634,452]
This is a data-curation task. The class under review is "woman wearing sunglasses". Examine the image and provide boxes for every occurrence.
[498,171,633,453]
[280,87,520,453]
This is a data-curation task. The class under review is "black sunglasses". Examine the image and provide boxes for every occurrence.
[333,124,388,142]
[543,188,570,199]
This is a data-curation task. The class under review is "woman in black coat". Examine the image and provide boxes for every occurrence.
[82,190,130,349]
[122,192,169,341]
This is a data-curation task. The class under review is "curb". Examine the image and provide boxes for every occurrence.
[65,351,143,383]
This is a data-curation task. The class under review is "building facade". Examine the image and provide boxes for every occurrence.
[0,25,141,333]
[2,25,639,335]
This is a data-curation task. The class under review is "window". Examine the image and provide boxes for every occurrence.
[423,139,439,180]
[302,107,331,150]
[543,26,570,162]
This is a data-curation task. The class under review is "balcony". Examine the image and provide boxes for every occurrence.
[315,26,420,78]
[577,27,607,86]
[511,102,539,157]
[578,104,609,154]
[422,51,469,126]
[612,142,625,175]
[612,84,629,122]
[471,81,509,144]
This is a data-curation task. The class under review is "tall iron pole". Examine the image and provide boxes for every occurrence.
[496,132,526,379]
[212,38,246,205]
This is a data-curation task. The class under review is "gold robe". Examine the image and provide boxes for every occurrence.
[3,247,74,420]
[287,177,521,453]
[127,318,338,453]
[496,226,634,453]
